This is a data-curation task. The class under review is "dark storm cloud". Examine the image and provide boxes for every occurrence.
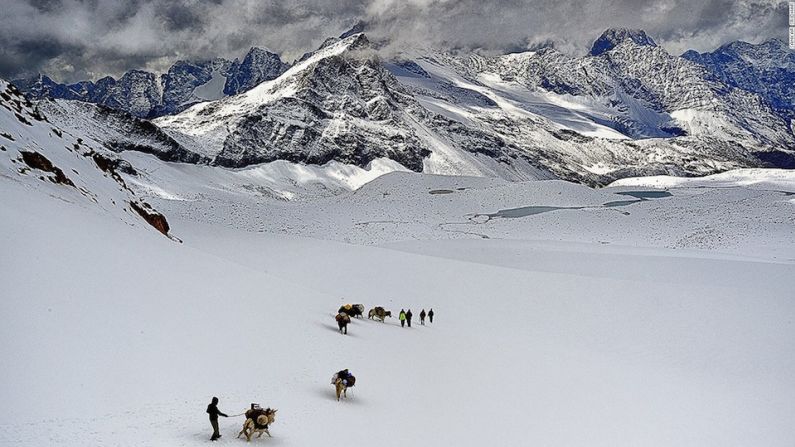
[0,0,787,82]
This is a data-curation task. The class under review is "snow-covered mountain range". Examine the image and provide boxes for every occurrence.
[6,28,795,185]
[13,47,288,118]
[682,38,795,118]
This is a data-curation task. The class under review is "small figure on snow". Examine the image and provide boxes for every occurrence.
[335,312,351,334]
[238,403,278,441]
[399,309,407,327]
[331,369,356,401]
[420,309,426,325]
[206,396,228,441]
[428,308,434,323]
[406,309,413,327]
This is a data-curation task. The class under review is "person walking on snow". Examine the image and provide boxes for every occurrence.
[428,308,434,323]
[399,309,406,327]
[406,309,413,327]
[420,309,426,325]
[206,396,228,441]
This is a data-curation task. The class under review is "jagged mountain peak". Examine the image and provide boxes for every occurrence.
[242,46,280,59]
[222,46,289,96]
[590,28,657,56]
[339,20,367,39]
[159,32,374,121]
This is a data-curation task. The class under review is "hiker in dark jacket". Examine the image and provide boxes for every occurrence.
[406,309,413,327]
[428,308,434,323]
[420,309,426,325]
[207,396,228,441]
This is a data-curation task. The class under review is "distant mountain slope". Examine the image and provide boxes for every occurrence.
[8,28,795,184]
[151,30,795,184]
[682,39,795,118]
[13,48,289,118]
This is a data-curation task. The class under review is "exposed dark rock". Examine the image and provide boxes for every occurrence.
[130,201,170,236]
[590,28,657,56]
[20,151,75,187]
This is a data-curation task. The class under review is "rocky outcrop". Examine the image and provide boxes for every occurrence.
[130,201,170,236]
[20,150,75,186]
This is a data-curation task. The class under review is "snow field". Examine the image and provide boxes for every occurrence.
[2,170,795,446]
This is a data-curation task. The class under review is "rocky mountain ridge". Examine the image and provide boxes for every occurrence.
[13,47,289,118]
[7,28,795,185]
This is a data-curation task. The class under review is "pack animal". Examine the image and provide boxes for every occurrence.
[338,304,365,318]
[368,306,392,322]
[237,407,277,442]
[332,372,356,401]
[335,312,351,334]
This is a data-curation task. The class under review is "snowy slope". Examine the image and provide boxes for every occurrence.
[609,168,795,193]
[0,80,174,237]
[3,158,795,447]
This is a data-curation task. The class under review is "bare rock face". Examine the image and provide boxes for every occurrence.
[224,48,289,95]
[130,201,170,236]
[14,49,289,118]
[682,39,795,118]
[20,151,75,187]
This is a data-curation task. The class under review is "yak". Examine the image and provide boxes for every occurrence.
[338,304,365,318]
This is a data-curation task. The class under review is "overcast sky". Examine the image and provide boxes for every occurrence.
[0,0,788,82]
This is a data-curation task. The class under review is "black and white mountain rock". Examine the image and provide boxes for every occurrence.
[589,28,657,56]
[8,28,795,185]
[14,48,290,118]
[223,47,291,96]
[152,30,795,183]
[682,39,795,118]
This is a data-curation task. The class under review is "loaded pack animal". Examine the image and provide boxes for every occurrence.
[368,306,392,322]
[335,312,351,334]
[338,304,365,318]
[237,405,278,442]
[331,369,356,401]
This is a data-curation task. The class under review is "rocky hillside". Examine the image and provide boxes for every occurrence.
[0,80,176,237]
[682,39,795,118]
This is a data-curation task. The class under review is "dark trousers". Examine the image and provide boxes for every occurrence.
[420,317,425,325]
[407,319,412,327]
[210,418,220,440]
[429,315,433,323]
[401,320,405,327]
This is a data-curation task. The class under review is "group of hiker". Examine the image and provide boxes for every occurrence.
[336,304,436,334]
[398,308,434,327]
[206,304,437,440]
